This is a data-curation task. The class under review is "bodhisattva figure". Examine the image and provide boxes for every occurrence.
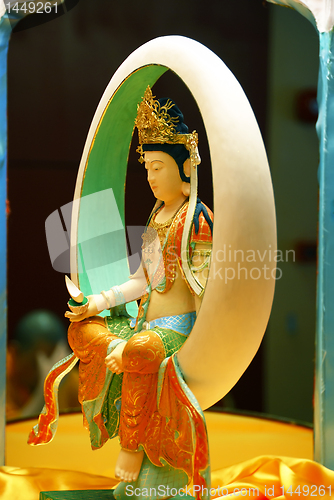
[29,87,213,499]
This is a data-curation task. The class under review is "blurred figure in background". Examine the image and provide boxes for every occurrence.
[6,309,79,420]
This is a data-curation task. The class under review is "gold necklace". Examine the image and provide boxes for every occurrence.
[149,200,187,247]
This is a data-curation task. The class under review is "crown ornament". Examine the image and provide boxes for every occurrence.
[135,86,200,165]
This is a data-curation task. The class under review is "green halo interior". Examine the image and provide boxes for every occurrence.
[75,64,168,317]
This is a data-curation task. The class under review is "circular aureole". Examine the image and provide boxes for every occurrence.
[70,36,276,410]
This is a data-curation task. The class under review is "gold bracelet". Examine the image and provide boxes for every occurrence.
[111,285,125,306]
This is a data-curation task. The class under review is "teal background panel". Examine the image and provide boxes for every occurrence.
[0,13,12,467]
[314,30,334,470]
[0,8,27,464]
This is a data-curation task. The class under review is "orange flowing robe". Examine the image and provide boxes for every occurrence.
[29,201,213,498]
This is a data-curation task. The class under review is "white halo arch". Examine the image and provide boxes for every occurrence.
[71,35,276,410]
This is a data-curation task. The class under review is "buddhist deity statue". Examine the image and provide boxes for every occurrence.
[29,86,213,500]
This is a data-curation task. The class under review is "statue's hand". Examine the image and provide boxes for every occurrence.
[65,294,99,322]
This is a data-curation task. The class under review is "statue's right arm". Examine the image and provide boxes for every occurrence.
[65,263,146,323]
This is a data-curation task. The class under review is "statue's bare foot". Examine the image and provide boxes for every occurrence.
[105,342,126,374]
[115,448,144,483]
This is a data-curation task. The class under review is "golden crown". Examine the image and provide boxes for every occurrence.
[135,86,198,163]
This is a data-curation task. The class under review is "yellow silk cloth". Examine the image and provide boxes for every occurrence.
[1,456,333,500]
[0,466,117,500]
[5,411,333,500]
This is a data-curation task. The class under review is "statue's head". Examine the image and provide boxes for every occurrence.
[140,98,190,182]
[135,87,200,184]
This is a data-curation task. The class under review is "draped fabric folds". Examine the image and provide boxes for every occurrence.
[1,455,333,500]
[211,455,334,498]
[27,353,79,446]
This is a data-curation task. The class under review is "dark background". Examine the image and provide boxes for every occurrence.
[7,0,270,414]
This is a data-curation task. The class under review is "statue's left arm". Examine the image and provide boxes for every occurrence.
[188,201,213,313]
[192,242,212,313]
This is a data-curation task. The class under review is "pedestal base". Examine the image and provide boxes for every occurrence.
[40,491,115,500]
[40,491,195,500]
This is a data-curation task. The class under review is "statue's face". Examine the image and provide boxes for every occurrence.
[144,151,183,203]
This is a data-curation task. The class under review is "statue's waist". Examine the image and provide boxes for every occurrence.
[130,311,196,336]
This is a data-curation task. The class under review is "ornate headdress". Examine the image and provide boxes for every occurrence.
[135,86,200,169]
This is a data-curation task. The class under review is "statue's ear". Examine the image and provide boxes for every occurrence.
[183,158,191,178]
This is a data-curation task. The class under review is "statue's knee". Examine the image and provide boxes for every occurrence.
[67,316,108,353]
[123,330,165,373]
